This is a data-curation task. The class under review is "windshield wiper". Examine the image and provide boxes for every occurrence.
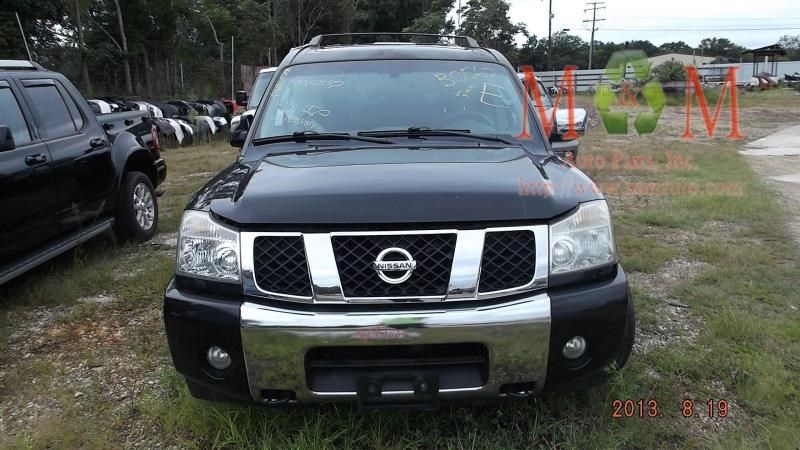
[357,127,516,145]
[251,131,392,146]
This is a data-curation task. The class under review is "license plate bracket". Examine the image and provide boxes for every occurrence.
[356,371,439,411]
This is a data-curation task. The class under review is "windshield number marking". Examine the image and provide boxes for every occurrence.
[480,83,509,109]
[303,105,331,118]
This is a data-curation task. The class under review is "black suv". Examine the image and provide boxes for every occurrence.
[164,34,634,409]
[0,61,166,285]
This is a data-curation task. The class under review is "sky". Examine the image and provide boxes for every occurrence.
[453,0,800,49]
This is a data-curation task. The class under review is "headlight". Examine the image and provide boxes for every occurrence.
[177,211,241,282]
[550,200,616,274]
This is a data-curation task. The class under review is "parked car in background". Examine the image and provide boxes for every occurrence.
[0,60,166,285]
[165,34,633,409]
[230,67,277,131]
[518,73,586,161]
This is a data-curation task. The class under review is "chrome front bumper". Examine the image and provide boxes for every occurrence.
[240,292,551,403]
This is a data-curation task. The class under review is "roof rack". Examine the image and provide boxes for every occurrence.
[0,60,44,71]
[307,33,480,49]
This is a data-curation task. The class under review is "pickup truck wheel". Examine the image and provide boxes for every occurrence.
[115,171,158,242]
[615,299,636,369]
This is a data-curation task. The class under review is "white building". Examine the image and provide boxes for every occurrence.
[648,53,715,68]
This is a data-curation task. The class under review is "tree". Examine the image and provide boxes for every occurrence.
[550,32,589,69]
[403,0,455,35]
[592,40,625,69]
[458,0,526,61]
[280,0,331,46]
[778,34,800,60]
[0,0,69,64]
[73,0,92,96]
[699,37,745,62]
[349,0,428,34]
[622,40,658,56]
[518,35,546,70]
[112,0,133,95]
[658,41,693,55]
[7,1,781,100]
[651,59,686,82]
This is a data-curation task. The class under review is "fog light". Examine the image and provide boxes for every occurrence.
[562,336,587,360]
[206,346,232,370]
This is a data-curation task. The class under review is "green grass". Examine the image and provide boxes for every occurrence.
[616,232,678,273]
[1,110,800,448]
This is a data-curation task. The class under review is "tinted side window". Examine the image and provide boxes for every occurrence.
[57,82,84,130]
[25,84,77,139]
[0,87,32,146]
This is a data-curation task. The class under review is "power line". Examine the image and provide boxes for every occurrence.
[606,15,800,21]
[583,2,605,69]
[599,26,800,31]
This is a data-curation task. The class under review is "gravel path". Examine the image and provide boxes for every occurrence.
[740,123,800,246]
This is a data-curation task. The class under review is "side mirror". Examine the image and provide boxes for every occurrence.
[0,126,15,152]
[230,114,253,148]
[550,140,579,164]
[230,129,248,148]
[547,86,559,97]
[235,90,248,108]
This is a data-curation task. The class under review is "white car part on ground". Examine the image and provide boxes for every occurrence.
[197,115,217,134]
[165,118,185,144]
[88,99,111,114]
[212,116,228,128]
[177,120,194,136]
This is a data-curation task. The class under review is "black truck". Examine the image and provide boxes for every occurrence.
[164,34,633,409]
[0,60,166,285]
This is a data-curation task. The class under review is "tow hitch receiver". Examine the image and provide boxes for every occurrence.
[356,372,439,411]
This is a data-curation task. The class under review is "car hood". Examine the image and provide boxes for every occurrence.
[188,146,602,226]
[555,108,587,126]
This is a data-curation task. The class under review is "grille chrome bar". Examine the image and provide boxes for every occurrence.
[446,230,486,300]
[242,225,549,304]
[304,234,346,303]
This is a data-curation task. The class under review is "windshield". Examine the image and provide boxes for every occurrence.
[248,71,275,110]
[256,60,527,139]
[534,81,553,108]
[518,74,552,108]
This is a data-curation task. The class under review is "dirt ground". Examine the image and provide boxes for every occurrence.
[740,126,800,246]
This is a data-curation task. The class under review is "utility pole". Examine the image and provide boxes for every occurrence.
[231,36,235,100]
[583,2,605,70]
[547,0,553,71]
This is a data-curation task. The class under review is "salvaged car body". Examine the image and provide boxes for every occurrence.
[230,67,277,131]
[164,34,634,410]
[517,73,587,161]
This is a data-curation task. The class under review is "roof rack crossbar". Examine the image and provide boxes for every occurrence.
[307,33,480,48]
[0,60,44,71]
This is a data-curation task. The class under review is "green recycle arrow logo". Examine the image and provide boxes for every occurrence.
[594,50,665,135]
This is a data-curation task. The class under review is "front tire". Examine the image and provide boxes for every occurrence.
[115,171,158,242]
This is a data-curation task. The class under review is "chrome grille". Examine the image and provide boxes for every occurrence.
[241,226,548,304]
[252,236,312,297]
[331,234,456,298]
[479,230,536,293]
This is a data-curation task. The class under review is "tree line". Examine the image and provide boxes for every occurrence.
[2,0,798,99]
